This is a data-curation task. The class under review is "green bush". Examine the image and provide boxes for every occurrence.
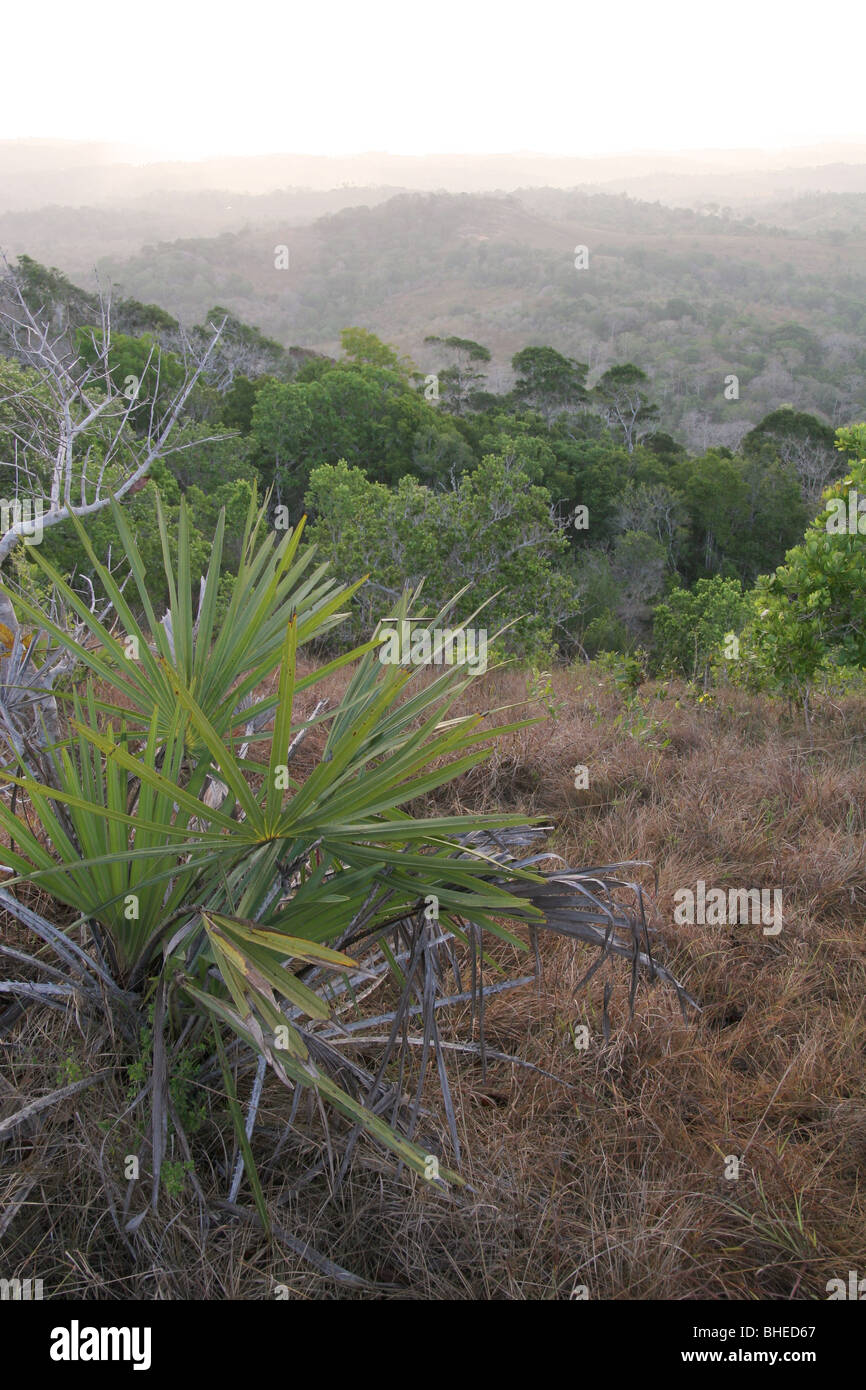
[739,425,866,704]
[652,576,750,684]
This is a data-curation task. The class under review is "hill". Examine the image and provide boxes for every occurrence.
[78,189,866,449]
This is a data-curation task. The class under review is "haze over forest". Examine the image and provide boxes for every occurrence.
[3,139,866,452]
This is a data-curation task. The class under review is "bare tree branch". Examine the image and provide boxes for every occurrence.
[0,253,226,564]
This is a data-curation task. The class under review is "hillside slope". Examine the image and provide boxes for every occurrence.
[88,190,866,445]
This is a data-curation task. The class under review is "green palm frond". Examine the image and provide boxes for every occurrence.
[0,493,694,1239]
[8,488,368,752]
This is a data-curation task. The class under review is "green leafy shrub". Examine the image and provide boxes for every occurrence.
[304,452,574,661]
[653,576,750,685]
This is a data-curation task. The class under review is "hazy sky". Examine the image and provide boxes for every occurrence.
[2,0,863,161]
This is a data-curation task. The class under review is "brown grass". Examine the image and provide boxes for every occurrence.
[2,662,865,1300]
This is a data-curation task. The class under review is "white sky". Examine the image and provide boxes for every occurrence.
[1,0,863,160]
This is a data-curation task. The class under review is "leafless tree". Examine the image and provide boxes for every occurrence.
[770,434,838,506]
[189,307,288,392]
[0,254,225,564]
[614,481,685,567]
[0,256,225,759]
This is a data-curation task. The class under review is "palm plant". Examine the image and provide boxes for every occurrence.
[0,492,694,1248]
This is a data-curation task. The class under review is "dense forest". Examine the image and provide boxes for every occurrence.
[3,180,866,453]
[49,188,866,450]
[3,250,862,704]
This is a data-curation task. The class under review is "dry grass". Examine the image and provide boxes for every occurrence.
[2,661,865,1300]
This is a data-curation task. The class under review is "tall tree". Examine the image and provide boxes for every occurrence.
[424,335,491,415]
[592,364,659,453]
[743,424,866,718]
[511,346,589,424]
[743,407,843,506]
[340,326,413,376]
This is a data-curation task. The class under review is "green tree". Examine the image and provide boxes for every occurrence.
[220,374,275,434]
[610,530,668,639]
[76,328,185,429]
[424,336,491,415]
[741,424,866,712]
[571,548,630,656]
[743,407,843,506]
[511,346,588,423]
[304,451,575,659]
[592,364,659,453]
[165,421,257,494]
[340,327,412,375]
[669,450,807,582]
[252,362,466,509]
[653,577,750,683]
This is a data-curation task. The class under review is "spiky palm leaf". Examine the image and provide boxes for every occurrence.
[0,493,693,1247]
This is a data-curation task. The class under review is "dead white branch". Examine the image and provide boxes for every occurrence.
[0,253,226,564]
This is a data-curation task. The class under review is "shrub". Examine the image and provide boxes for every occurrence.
[653,576,750,685]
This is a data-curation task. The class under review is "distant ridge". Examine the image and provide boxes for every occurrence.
[3,140,866,212]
